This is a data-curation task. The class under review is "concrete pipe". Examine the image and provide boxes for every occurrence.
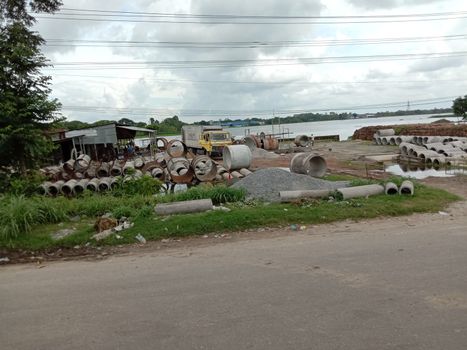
[399,142,411,155]
[76,154,91,171]
[384,182,399,195]
[86,178,100,192]
[262,137,279,151]
[381,137,389,145]
[417,150,439,161]
[134,157,144,169]
[156,137,168,151]
[63,159,75,172]
[290,153,327,178]
[123,161,135,175]
[167,140,187,158]
[98,177,112,191]
[61,179,78,196]
[417,137,424,145]
[279,189,331,202]
[388,137,397,145]
[294,135,311,147]
[74,179,90,194]
[244,135,260,150]
[155,199,213,216]
[97,162,111,177]
[411,136,419,144]
[222,172,232,180]
[450,141,467,148]
[85,167,96,178]
[230,171,244,179]
[223,145,252,171]
[424,136,443,144]
[376,129,395,137]
[215,174,222,181]
[399,180,414,195]
[61,172,72,181]
[38,181,53,195]
[110,164,122,176]
[192,155,218,182]
[169,168,194,184]
[217,166,228,175]
[110,177,121,189]
[239,168,252,176]
[151,167,165,181]
[74,172,84,180]
[48,180,65,196]
[337,184,384,200]
[374,136,382,145]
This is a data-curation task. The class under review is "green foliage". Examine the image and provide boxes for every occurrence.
[0,1,62,173]
[113,175,163,196]
[452,95,467,120]
[162,185,246,205]
[112,206,135,219]
[2,170,46,195]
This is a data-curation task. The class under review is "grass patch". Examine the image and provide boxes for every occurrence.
[0,182,459,251]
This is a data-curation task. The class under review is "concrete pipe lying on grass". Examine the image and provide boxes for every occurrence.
[290,153,327,178]
[110,164,122,176]
[399,180,414,195]
[109,177,120,189]
[61,179,78,196]
[38,181,53,195]
[86,178,100,192]
[155,199,213,216]
[279,189,331,202]
[48,180,65,196]
[123,161,135,175]
[384,182,398,195]
[337,184,384,200]
[98,177,112,191]
[376,129,395,137]
[223,145,252,171]
[294,135,311,147]
[74,179,90,194]
[192,155,218,182]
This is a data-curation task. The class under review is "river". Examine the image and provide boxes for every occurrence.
[225,113,458,141]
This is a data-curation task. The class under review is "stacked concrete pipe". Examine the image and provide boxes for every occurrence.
[61,179,78,196]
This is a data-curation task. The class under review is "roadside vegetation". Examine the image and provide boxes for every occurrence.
[0,175,459,252]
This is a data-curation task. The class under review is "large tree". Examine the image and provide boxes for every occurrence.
[452,95,467,120]
[0,0,62,173]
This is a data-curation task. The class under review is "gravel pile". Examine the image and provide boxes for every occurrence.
[232,168,349,202]
[251,148,280,159]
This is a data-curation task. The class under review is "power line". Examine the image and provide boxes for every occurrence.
[43,33,467,49]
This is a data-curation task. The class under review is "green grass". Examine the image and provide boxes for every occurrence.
[0,181,459,251]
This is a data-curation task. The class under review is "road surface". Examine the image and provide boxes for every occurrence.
[1,201,467,350]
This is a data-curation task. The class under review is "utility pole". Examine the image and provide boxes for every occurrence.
[407,100,410,111]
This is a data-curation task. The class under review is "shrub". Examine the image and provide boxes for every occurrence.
[112,206,135,219]
[113,176,163,196]
[0,195,43,239]
[163,185,246,205]
[0,170,46,196]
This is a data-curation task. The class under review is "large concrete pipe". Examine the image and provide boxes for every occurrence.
[61,179,78,196]
[290,153,327,178]
[110,164,122,176]
[86,178,100,192]
[388,137,397,145]
[239,168,252,176]
[217,166,228,175]
[48,180,65,196]
[381,137,389,145]
[76,154,91,170]
[151,167,166,181]
[279,189,331,202]
[110,177,121,189]
[167,140,187,158]
[384,182,398,195]
[156,137,168,151]
[85,167,96,178]
[337,184,384,200]
[38,181,53,195]
[262,137,279,150]
[98,177,112,191]
[294,135,311,147]
[244,135,260,150]
[155,199,213,216]
[424,136,443,144]
[230,171,243,179]
[374,136,382,145]
[97,162,111,177]
[399,180,414,195]
[60,172,72,181]
[123,161,135,175]
[134,157,144,169]
[223,145,252,171]
[376,129,395,137]
[399,142,411,155]
[395,136,413,145]
[417,150,440,161]
[192,155,217,182]
[63,159,75,172]
[74,179,90,194]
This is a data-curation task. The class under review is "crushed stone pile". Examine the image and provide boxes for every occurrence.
[232,168,349,202]
[251,148,280,159]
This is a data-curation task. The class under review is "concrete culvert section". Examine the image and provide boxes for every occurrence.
[385,182,399,195]
[337,184,384,200]
[280,189,332,202]
[223,145,252,171]
[192,155,217,181]
[155,199,213,215]
[399,180,414,195]
[376,129,395,136]
[61,180,78,196]
[74,179,89,194]
[244,135,259,150]
[98,177,112,191]
[294,135,311,147]
[290,153,327,178]
[86,178,100,192]
[167,140,187,158]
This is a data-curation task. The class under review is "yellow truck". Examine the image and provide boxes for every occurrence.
[181,125,232,156]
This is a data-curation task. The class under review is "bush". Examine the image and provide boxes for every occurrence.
[0,170,46,196]
[113,176,163,196]
[0,196,43,239]
[112,206,135,219]
[163,185,246,205]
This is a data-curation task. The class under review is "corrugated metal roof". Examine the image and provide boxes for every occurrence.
[116,125,156,133]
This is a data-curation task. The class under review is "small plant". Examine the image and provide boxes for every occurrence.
[112,206,135,219]
[0,195,43,239]
[163,185,246,205]
[1,170,46,196]
[113,176,162,196]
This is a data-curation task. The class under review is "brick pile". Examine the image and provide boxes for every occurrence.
[353,123,467,141]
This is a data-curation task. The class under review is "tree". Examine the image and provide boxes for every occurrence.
[117,118,136,126]
[452,95,467,120]
[0,0,62,173]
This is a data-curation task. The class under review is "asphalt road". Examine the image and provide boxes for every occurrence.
[2,202,467,350]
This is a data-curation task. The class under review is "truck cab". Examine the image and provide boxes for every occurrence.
[182,125,232,156]
[200,130,232,156]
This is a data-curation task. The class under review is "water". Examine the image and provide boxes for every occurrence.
[385,164,466,179]
[225,113,458,140]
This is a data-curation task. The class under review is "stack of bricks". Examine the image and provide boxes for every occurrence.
[353,123,467,141]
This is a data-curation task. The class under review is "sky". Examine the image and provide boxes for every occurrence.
[34,0,467,123]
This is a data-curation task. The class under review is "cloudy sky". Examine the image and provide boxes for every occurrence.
[34,0,467,123]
